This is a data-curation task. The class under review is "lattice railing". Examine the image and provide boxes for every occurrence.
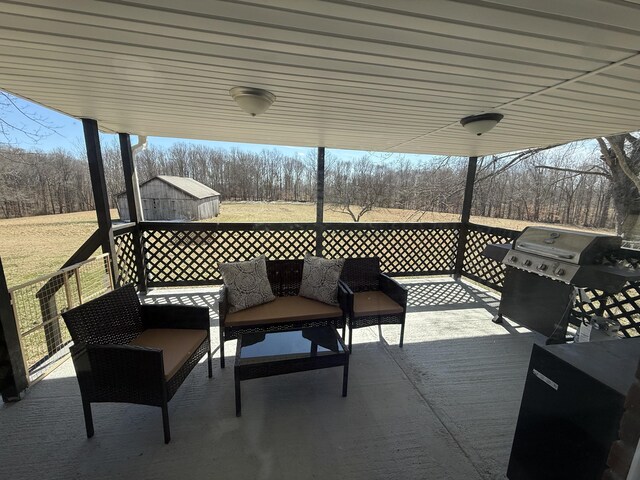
[140,222,460,286]
[323,222,460,275]
[113,223,138,286]
[461,223,519,291]
[141,222,316,286]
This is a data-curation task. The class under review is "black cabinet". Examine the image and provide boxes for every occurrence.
[507,338,640,480]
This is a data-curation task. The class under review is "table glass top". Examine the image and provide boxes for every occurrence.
[239,327,344,360]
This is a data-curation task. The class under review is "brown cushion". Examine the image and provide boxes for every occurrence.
[353,291,404,317]
[129,328,207,380]
[225,296,342,327]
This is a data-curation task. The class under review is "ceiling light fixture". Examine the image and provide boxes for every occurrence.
[460,113,504,136]
[229,87,276,117]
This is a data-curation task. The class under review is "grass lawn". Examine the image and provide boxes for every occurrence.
[0,202,612,287]
[0,210,103,287]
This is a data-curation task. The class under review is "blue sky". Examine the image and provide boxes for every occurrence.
[2,92,435,162]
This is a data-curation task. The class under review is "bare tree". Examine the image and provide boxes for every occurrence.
[0,92,60,148]
[533,134,640,242]
[327,156,389,222]
[597,134,640,243]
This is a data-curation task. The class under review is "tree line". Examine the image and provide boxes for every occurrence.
[0,140,621,232]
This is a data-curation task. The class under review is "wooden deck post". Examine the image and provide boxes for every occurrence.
[455,156,478,278]
[0,257,28,401]
[119,133,147,292]
[316,146,326,257]
[82,118,119,285]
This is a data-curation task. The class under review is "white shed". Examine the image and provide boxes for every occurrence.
[116,175,220,221]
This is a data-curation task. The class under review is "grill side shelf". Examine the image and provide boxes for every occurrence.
[573,264,640,294]
[482,243,511,262]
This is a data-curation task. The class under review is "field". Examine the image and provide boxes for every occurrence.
[0,201,613,287]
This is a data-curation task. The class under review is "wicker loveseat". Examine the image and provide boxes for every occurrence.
[61,284,212,444]
[218,259,349,368]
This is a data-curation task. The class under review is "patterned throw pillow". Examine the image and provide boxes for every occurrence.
[299,255,345,305]
[219,255,275,313]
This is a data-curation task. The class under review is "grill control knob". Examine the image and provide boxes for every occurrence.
[555,268,565,276]
[510,255,518,263]
[537,264,548,271]
[523,259,532,267]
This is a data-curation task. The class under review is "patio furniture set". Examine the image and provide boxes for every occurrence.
[61,256,407,443]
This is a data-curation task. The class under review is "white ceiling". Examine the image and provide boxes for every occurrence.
[1,0,640,156]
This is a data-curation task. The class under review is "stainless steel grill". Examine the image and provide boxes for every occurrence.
[484,226,636,293]
[483,226,640,343]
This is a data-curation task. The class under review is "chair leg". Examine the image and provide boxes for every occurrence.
[207,347,213,378]
[220,326,226,369]
[82,399,94,438]
[342,324,346,339]
[162,402,171,444]
[399,316,405,348]
[349,325,353,352]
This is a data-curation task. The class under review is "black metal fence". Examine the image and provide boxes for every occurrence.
[113,221,640,337]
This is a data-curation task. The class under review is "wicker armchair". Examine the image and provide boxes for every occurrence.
[340,257,408,351]
[61,284,212,444]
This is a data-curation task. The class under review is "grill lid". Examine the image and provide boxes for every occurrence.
[514,227,621,265]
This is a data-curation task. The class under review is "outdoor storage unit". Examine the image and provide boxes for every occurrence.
[116,175,220,221]
[507,338,640,480]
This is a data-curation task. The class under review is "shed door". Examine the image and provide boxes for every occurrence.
[142,198,158,220]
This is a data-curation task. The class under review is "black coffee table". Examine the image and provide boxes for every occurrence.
[234,326,349,416]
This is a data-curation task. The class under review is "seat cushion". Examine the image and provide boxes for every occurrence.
[353,291,404,317]
[225,295,343,327]
[129,328,208,380]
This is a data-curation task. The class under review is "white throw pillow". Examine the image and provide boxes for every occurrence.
[299,255,345,305]
[218,255,275,313]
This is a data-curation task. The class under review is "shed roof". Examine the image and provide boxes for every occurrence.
[1,1,640,156]
[118,176,220,200]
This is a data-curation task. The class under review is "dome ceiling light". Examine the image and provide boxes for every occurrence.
[460,113,504,136]
[229,87,276,117]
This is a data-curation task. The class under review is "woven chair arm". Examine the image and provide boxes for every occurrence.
[338,281,353,316]
[141,304,210,330]
[379,274,408,309]
[218,285,230,327]
[71,344,166,405]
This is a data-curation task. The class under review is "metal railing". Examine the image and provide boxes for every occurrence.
[8,254,114,383]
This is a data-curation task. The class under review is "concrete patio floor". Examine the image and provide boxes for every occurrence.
[0,277,543,480]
